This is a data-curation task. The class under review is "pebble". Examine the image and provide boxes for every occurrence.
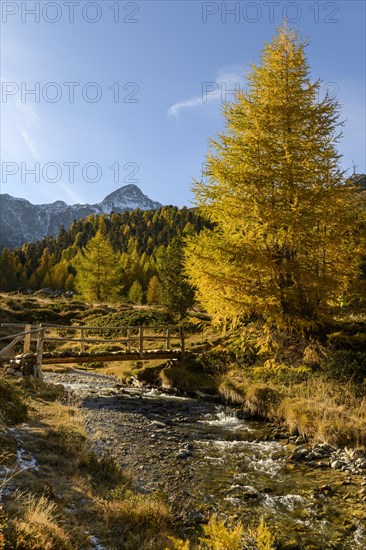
[285,437,366,477]
[331,460,346,470]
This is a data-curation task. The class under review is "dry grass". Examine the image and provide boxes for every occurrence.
[0,377,175,549]
[278,380,366,446]
[244,383,282,418]
[97,494,172,550]
[8,492,74,550]
[219,371,366,447]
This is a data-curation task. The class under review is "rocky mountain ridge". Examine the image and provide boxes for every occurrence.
[0,185,162,249]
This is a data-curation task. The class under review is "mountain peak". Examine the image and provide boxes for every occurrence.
[101,184,143,202]
[100,185,162,212]
[107,183,139,192]
[0,185,162,249]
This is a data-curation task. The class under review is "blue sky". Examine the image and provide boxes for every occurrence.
[1,0,365,207]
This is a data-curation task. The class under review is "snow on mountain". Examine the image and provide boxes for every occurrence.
[0,185,162,249]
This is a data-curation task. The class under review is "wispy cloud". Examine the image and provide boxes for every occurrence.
[18,125,41,159]
[168,66,244,118]
[59,183,85,204]
[1,34,43,162]
[1,75,42,161]
[168,95,209,118]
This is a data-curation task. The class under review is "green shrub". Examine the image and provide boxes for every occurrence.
[250,362,312,384]
[19,379,64,401]
[0,380,28,425]
[11,308,61,324]
[81,306,116,318]
[88,344,125,353]
[81,361,106,369]
[85,309,174,337]
[161,361,216,391]
[321,350,366,385]
[132,363,166,385]
[328,331,366,351]
[197,350,232,375]
[80,452,130,490]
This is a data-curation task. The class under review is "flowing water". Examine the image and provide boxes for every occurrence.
[46,372,366,549]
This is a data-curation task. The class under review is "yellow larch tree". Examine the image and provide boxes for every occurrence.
[75,230,120,303]
[185,25,365,332]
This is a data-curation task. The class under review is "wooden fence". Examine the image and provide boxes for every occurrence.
[0,323,185,380]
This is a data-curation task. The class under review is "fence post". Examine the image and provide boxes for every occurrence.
[127,328,131,352]
[80,328,85,353]
[139,326,144,358]
[35,327,44,380]
[180,326,185,358]
[23,324,32,353]
[166,328,171,350]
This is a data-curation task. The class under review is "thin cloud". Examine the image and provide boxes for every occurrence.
[168,66,244,118]
[18,126,41,159]
[15,101,41,159]
[59,183,85,205]
[168,95,210,118]
[1,38,43,160]
[2,91,42,161]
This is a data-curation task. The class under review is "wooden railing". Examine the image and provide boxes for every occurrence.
[0,323,186,379]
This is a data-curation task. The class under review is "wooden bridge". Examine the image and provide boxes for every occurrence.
[0,322,186,380]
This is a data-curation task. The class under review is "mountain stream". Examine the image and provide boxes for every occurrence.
[44,371,366,549]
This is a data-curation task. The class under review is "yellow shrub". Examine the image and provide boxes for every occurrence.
[199,515,244,550]
[249,517,276,549]
[166,516,276,550]
[167,537,191,549]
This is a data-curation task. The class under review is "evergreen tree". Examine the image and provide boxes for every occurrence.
[64,273,75,291]
[0,248,17,291]
[2,206,210,292]
[147,275,161,305]
[158,237,195,319]
[185,26,365,332]
[75,230,120,302]
[52,260,70,289]
[37,248,55,287]
[128,280,144,304]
